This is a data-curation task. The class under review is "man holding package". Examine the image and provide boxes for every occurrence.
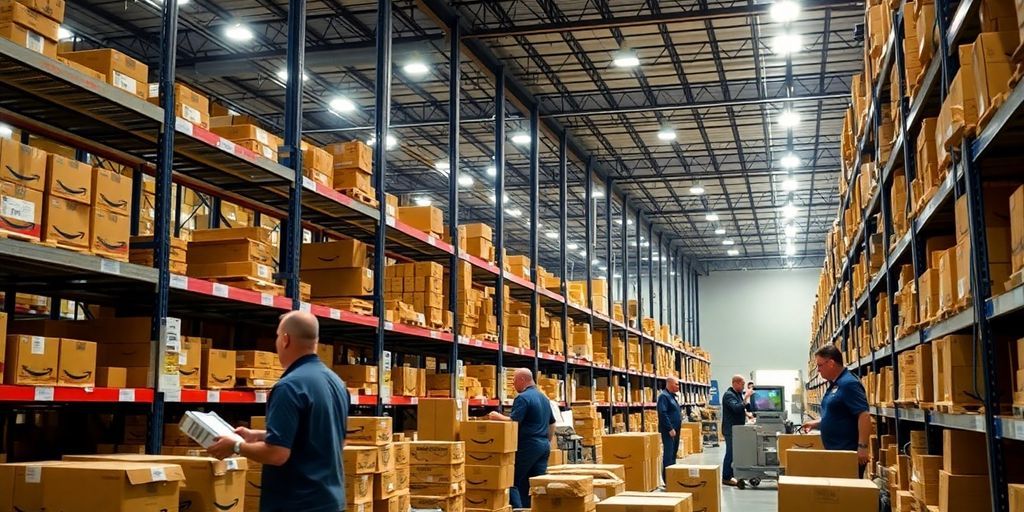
[208,311,350,512]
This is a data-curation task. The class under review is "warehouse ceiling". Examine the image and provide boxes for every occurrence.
[61,0,863,275]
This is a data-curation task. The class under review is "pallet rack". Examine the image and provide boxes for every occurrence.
[0,0,711,455]
[806,0,1024,508]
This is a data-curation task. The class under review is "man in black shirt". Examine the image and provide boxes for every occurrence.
[721,374,752,486]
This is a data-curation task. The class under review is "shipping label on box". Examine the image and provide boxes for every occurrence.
[408,441,465,465]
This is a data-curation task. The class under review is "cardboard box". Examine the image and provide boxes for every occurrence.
[398,206,443,235]
[664,465,720,511]
[466,489,509,510]
[529,474,593,497]
[326,140,372,173]
[303,267,374,297]
[201,348,236,389]
[377,444,395,472]
[335,364,378,384]
[0,138,46,190]
[777,476,879,511]
[465,451,514,467]
[0,181,43,240]
[14,0,64,22]
[43,196,90,248]
[785,449,859,478]
[5,334,58,385]
[0,461,70,511]
[393,441,409,468]
[776,434,824,468]
[97,366,127,387]
[373,470,400,500]
[943,429,988,474]
[148,82,210,128]
[345,473,372,505]
[333,168,372,193]
[939,470,990,512]
[462,421,517,453]
[59,49,149,98]
[532,495,595,512]
[596,493,692,512]
[410,462,464,483]
[40,461,185,512]
[409,495,463,512]
[465,464,514,490]
[408,441,465,465]
[179,337,201,388]
[417,398,468,442]
[62,455,246,512]
[56,337,95,387]
[46,154,92,204]
[347,416,392,446]
[603,433,660,492]
[90,208,129,259]
[301,239,367,270]
[235,350,276,369]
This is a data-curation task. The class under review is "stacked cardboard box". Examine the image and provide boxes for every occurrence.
[912,453,942,507]
[572,323,593,360]
[463,421,515,512]
[233,350,282,389]
[300,143,334,188]
[776,434,823,469]
[148,82,211,129]
[786,449,859,478]
[539,316,563,355]
[409,441,465,512]
[4,334,94,387]
[938,430,990,512]
[778,476,878,511]
[399,205,444,238]
[211,124,283,162]
[326,140,376,202]
[897,344,934,403]
[129,235,188,274]
[571,403,604,457]
[596,492,692,512]
[529,474,595,512]
[665,464,721,512]
[603,433,660,492]
[0,0,62,58]
[936,45,978,171]
[343,417,394,512]
[466,365,497,400]
[546,464,625,500]
[0,460,186,511]
[460,223,494,263]
[932,335,982,408]
[954,187,1014,306]
[418,398,468,442]
[302,238,374,301]
[187,226,278,291]
[971,31,1018,130]
[198,338,236,389]
[383,261,446,329]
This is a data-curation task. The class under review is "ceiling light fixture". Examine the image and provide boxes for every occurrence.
[367,134,397,150]
[727,249,740,256]
[568,243,579,251]
[771,33,803,55]
[784,224,797,238]
[689,184,705,195]
[593,189,605,198]
[770,0,801,22]
[715,227,726,235]
[457,174,475,187]
[486,165,496,177]
[612,50,640,68]
[329,96,356,114]
[781,202,798,219]
[414,197,432,206]
[224,23,254,42]
[780,153,801,169]
[705,212,720,222]
[657,128,677,141]
[722,239,735,246]
[782,176,799,192]
[511,132,531,145]
[777,110,801,128]
[545,231,559,240]
[402,61,430,76]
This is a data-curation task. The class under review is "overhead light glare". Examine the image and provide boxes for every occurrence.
[57,27,73,40]
[0,123,12,139]
[705,212,719,222]
[613,273,622,278]
[507,208,522,218]
[224,23,254,42]
[511,132,531,145]
[780,153,801,169]
[777,110,801,128]
[689,185,705,195]
[567,243,579,251]
[722,239,735,246]
[486,165,497,177]
[414,197,432,206]
[593,189,605,198]
[785,243,797,256]
[771,33,803,55]
[714,227,726,235]
[657,128,677,141]
[458,174,474,187]
[727,249,740,256]
[545,231,559,240]
[367,134,397,150]
[599,265,608,272]
[612,50,640,68]
[770,0,801,22]
[782,176,799,192]
[434,161,450,172]
[275,69,308,83]
[578,249,587,257]
[488,192,510,204]
[781,202,798,219]
[402,61,430,76]
[784,224,798,238]
[329,96,356,114]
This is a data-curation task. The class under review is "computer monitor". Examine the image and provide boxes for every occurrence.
[750,386,785,413]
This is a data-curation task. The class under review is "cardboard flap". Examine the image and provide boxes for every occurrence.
[124,464,185,485]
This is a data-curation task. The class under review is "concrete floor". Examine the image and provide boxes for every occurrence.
[672,445,778,512]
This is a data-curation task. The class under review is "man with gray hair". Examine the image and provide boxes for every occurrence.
[208,311,350,512]
[487,368,555,508]
[657,376,683,480]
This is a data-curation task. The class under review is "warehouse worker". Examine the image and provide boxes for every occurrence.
[801,345,870,476]
[657,376,683,481]
[487,368,555,509]
[721,374,752,486]
[208,311,350,512]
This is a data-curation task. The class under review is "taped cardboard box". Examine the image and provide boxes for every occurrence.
[56,337,95,387]
[15,0,64,22]
[599,492,693,512]
[148,82,210,128]
[0,138,46,190]
[529,474,593,497]
[59,49,148,98]
[665,464,721,512]
[0,461,71,512]
[465,464,513,490]
[408,441,465,465]
[326,140,372,173]
[347,416,392,446]
[409,494,463,512]
[465,451,513,467]
[201,347,236,389]
[345,473,372,505]
[301,239,367,270]
[786,449,859,478]
[44,196,90,249]
[0,181,43,240]
[777,476,878,512]
[532,494,595,512]
[410,462,464,484]
[5,334,58,385]
[463,420,517,453]
[602,433,659,492]
[45,153,92,204]
[303,267,374,297]
[343,446,378,474]
[417,398,468,442]
[40,461,185,512]
[939,470,990,512]
[97,366,127,387]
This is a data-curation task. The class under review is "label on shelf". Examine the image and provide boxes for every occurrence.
[1013,420,1024,440]
[385,217,395,228]
[33,387,54,401]
[426,235,436,246]
[24,466,41,484]
[256,265,271,280]
[302,177,316,191]
[329,309,341,320]
[384,321,394,330]
[260,293,274,307]
[112,71,136,95]
[216,138,235,153]
[99,259,120,275]
[150,467,167,482]
[164,389,181,402]
[170,274,188,289]
[255,391,268,403]
[118,388,136,402]
[207,390,220,403]
[350,393,358,405]
[299,302,311,313]
[212,283,229,297]
[430,330,440,339]
[30,336,45,355]
[175,118,193,134]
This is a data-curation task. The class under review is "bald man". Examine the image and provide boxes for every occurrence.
[487,368,555,508]
[721,374,753,486]
[208,311,350,512]
[657,376,683,480]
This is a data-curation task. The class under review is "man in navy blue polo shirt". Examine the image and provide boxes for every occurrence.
[208,311,350,512]
[802,344,870,476]
[657,376,682,482]
[487,368,555,509]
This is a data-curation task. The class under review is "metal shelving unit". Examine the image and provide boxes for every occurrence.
[0,0,712,453]
[807,0,1024,508]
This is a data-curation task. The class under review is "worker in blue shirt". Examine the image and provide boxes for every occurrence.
[721,374,752,486]
[208,311,350,512]
[488,368,555,509]
[657,376,683,481]
[802,344,870,477]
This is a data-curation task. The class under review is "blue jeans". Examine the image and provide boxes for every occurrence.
[661,430,679,482]
[723,435,734,481]
[510,443,549,508]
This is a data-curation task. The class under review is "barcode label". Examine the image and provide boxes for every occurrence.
[33,387,53,401]
[384,321,394,330]
[226,459,239,470]
[150,467,167,482]
[1014,421,1024,440]
[207,390,220,402]
[212,283,229,297]
[689,468,700,478]
[255,129,269,145]
[255,391,268,403]
[261,146,274,159]
[179,353,188,365]
[30,336,45,355]
[2,196,35,223]
[350,393,358,405]
[118,388,136,402]
[99,259,121,275]
[164,389,181,402]
[148,83,159,98]
[182,104,202,124]
[257,265,270,279]
[112,71,136,94]
[25,31,44,53]
[217,139,235,152]
[261,293,273,306]
[329,309,341,320]
[24,466,41,483]
[170,274,188,289]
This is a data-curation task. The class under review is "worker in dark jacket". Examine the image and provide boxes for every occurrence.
[721,374,752,486]
[657,376,683,481]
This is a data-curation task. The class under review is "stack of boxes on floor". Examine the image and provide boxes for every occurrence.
[408,441,465,512]
[463,421,515,512]
[545,464,625,500]
[529,474,596,512]
[602,433,660,492]
[665,464,721,512]
[343,416,405,512]
[302,238,374,306]
[770,445,877,512]
[571,403,604,463]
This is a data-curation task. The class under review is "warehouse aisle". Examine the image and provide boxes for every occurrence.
[675,447,777,512]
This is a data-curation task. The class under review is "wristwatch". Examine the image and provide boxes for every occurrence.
[233,440,243,455]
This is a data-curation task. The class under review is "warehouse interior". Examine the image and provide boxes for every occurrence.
[0,0,1022,510]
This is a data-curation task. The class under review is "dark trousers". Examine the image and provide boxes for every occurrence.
[660,430,679,482]
[723,435,734,481]
[510,443,549,508]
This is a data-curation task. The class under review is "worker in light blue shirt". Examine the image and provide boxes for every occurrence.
[488,368,555,509]
[657,376,683,481]
[802,344,870,477]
